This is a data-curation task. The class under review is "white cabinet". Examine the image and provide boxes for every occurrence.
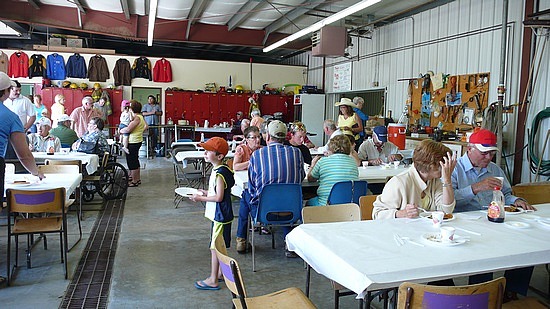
[293,94,326,146]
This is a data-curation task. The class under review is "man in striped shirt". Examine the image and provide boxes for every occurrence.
[236,120,305,255]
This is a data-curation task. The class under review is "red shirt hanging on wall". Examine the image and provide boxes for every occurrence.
[8,51,29,78]
[153,58,172,82]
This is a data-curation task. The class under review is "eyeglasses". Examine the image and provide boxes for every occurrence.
[476,148,496,156]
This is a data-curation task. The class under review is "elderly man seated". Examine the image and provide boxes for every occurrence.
[50,114,78,148]
[358,125,402,165]
[28,117,61,152]
[316,119,343,154]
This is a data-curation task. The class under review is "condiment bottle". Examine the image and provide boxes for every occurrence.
[487,186,505,223]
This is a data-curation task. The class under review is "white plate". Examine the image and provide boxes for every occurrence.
[175,187,204,197]
[537,219,550,229]
[421,233,467,246]
[504,221,531,229]
[8,181,32,186]
[504,206,524,215]
[419,212,456,222]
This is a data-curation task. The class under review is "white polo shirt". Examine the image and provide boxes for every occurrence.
[4,95,36,127]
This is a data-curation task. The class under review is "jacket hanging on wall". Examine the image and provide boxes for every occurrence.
[66,53,87,78]
[28,54,47,78]
[131,56,152,81]
[9,51,29,78]
[88,54,110,82]
[153,58,172,82]
[113,58,131,86]
[46,53,66,80]
[1,51,10,74]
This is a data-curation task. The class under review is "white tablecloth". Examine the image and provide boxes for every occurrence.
[33,152,100,174]
[174,150,235,164]
[232,165,408,196]
[195,127,232,133]
[4,173,83,197]
[286,204,550,298]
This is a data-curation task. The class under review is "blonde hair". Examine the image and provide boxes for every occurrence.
[413,140,451,173]
[328,134,352,155]
[54,94,65,104]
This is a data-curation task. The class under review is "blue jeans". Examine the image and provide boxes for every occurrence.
[469,267,534,295]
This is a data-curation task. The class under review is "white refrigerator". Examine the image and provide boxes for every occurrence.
[293,94,326,147]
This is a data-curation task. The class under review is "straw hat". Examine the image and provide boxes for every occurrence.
[334,98,355,107]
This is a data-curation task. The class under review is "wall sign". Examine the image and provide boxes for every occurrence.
[333,62,352,92]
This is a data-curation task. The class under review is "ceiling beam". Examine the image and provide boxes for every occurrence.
[227,0,263,31]
[71,0,86,15]
[185,0,209,40]
[27,0,40,9]
[120,0,130,20]
[262,1,322,45]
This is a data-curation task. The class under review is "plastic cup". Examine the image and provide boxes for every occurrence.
[495,177,504,186]
[362,161,368,168]
[393,161,400,168]
[432,211,444,228]
[440,226,455,242]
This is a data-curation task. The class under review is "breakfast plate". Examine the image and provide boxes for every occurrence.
[537,218,550,230]
[419,212,455,221]
[175,187,204,197]
[504,221,531,229]
[421,233,467,246]
[504,206,524,215]
[8,181,32,186]
[520,214,540,221]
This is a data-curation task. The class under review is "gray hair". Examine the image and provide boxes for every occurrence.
[353,96,364,106]
[251,109,261,117]
[323,119,337,131]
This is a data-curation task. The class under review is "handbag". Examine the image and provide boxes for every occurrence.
[77,139,99,154]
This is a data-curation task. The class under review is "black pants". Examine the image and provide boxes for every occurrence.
[0,157,4,203]
[127,142,141,170]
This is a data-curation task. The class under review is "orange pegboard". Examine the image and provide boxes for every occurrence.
[408,72,490,131]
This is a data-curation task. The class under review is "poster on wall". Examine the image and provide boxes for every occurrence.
[333,62,352,92]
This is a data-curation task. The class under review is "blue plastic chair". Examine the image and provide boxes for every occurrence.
[250,183,303,272]
[327,180,368,205]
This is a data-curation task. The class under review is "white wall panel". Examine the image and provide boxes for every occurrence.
[290,0,550,182]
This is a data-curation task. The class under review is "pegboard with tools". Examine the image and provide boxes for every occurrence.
[407,72,490,131]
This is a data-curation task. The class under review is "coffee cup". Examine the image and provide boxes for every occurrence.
[432,211,444,228]
[440,226,455,242]
[362,161,368,168]
[495,176,504,186]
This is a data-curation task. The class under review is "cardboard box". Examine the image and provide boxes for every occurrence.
[49,38,63,46]
[66,38,82,48]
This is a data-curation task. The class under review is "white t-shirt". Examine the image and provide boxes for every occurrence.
[316,129,344,153]
[4,95,36,127]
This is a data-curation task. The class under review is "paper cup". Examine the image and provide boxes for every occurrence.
[393,161,400,168]
[362,161,368,168]
[495,177,504,186]
[432,211,444,228]
[440,226,455,242]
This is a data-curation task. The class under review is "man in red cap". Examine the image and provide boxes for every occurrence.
[451,128,535,299]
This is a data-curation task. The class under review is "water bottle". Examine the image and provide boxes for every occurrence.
[487,186,505,223]
[200,133,205,142]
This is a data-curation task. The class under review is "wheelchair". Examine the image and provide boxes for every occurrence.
[82,144,129,202]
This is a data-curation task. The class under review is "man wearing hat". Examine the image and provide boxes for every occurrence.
[357,125,402,165]
[235,120,304,257]
[451,128,533,212]
[0,71,44,281]
[451,128,535,299]
[50,114,78,148]
[28,117,61,152]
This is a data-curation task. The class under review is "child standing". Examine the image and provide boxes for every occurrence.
[118,100,133,154]
[190,137,235,291]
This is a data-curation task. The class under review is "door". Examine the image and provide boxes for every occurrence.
[132,87,162,121]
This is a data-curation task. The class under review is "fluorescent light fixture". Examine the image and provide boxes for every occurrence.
[263,0,381,52]
[148,0,159,46]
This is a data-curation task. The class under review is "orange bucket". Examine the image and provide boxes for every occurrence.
[388,123,406,150]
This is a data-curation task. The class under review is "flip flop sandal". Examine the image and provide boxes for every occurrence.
[128,182,140,187]
[194,280,220,291]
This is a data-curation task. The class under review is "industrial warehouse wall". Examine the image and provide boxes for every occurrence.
[298,0,550,184]
[4,48,305,119]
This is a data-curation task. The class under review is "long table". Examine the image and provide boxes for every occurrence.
[232,165,408,196]
[286,204,550,298]
[32,152,100,174]
[4,173,83,197]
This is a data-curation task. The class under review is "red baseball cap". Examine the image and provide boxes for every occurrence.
[199,137,229,156]
[469,129,499,152]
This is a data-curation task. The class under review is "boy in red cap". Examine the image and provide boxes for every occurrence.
[190,137,235,290]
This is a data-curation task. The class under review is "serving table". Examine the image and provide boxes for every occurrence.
[32,152,100,174]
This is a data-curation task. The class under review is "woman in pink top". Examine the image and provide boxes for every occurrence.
[232,126,262,171]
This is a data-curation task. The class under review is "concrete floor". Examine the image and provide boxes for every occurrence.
[0,157,549,308]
